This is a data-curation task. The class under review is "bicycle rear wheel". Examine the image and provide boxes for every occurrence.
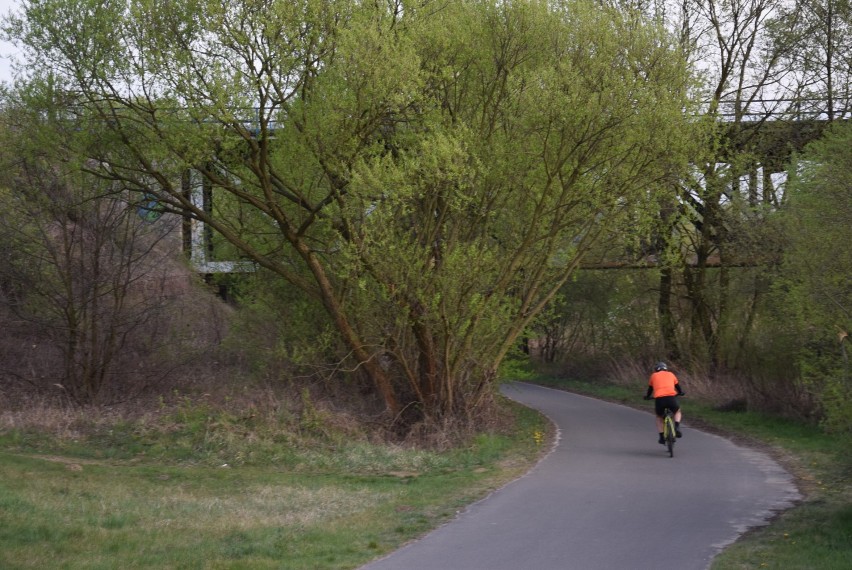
[664,415,675,457]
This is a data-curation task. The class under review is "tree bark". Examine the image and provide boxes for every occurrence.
[658,265,680,361]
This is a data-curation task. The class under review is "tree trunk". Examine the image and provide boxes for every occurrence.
[658,266,680,361]
[412,318,439,408]
[295,237,401,417]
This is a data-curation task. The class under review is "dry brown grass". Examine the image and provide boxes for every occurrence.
[599,356,819,421]
[608,361,750,405]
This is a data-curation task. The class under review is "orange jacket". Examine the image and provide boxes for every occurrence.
[648,370,681,398]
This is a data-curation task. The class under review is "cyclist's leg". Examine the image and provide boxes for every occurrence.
[657,397,682,439]
[654,399,666,443]
[671,397,683,436]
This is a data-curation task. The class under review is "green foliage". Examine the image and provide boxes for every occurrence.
[498,354,538,382]
[3,0,695,423]
[220,270,341,381]
[776,123,852,433]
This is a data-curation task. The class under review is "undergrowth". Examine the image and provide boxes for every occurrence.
[0,392,550,570]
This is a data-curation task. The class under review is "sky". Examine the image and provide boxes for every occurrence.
[0,0,19,84]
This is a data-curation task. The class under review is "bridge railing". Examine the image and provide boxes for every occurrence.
[713,97,851,122]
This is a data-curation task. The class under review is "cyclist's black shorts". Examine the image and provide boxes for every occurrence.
[655,396,680,417]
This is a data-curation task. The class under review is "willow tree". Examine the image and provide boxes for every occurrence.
[4,0,693,425]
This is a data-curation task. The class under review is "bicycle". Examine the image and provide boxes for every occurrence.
[644,394,681,457]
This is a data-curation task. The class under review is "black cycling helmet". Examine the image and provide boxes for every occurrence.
[654,361,668,372]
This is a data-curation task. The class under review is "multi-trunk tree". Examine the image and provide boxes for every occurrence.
[4,0,693,425]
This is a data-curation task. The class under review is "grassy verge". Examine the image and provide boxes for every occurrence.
[0,400,550,570]
[531,375,852,570]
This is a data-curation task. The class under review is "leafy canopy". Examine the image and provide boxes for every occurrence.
[4,0,695,421]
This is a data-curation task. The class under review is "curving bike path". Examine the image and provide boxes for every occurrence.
[360,382,800,570]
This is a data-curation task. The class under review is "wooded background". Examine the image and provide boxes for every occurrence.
[0,0,849,436]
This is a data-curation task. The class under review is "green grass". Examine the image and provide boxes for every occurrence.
[6,377,847,569]
[0,401,550,570]
[532,375,852,570]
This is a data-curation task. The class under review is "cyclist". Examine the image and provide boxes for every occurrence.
[644,362,684,444]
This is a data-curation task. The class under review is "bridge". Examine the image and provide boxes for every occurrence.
[722,117,835,172]
[177,107,847,274]
[582,112,847,271]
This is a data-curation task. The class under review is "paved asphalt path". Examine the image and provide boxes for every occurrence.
[359,382,800,570]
